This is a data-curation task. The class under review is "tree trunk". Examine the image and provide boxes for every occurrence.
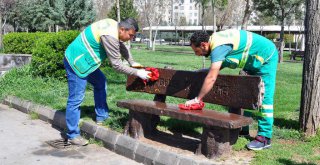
[149,27,152,49]
[0,13,3,50]
[289,25,291,54]
[117,0,120,22]
[241,0,251,30]
[279,14,285,63]
[152,26,159,51]
[299,0,320,137]
[212,0,216,32]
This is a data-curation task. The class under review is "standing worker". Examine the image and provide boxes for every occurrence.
[63,18,150,146]
[186,30,278,150]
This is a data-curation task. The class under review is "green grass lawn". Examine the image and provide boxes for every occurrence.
[0,47,318,165]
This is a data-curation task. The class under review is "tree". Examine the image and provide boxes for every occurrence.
[253,0,304,63]
[29,0,56,32]
[299,0,320,137]
[64,0,95,30]
[194,0,227,68]
[9,0,49,32]
[241,0,252,30]
[137,0,169,51]
[194,0,210,30]
[215,0,239,30]
[7,0,95,32]
[107,0,138,21]
[0,0,15,49]
[94,0,114,21]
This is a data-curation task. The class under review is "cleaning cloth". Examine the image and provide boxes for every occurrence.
[178,101,205,110]
[143,67,159,85]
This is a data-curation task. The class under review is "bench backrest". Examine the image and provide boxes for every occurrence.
[126,68,263,110]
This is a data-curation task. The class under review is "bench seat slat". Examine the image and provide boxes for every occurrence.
[117,100,253,129]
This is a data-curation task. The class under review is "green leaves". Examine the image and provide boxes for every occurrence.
[7,0,95,31]
[107,0,139,21]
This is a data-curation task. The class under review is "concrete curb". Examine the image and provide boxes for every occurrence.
[2,96,217,165]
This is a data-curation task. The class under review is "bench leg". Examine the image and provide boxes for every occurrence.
[124,110,160,139]
[196,126,240,159]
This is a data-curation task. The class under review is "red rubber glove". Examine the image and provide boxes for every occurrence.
[143,67,159,85]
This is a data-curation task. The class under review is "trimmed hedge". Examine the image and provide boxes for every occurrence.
[31,31,79,79]
[3,31,80,79]
[3,32,46,54]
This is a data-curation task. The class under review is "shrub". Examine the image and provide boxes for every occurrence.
[265,33,278,41]
[3,32,46,54]
[31,31,79,79]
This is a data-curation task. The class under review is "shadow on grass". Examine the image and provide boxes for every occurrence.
[79,105,129,130]
[249,111,300,130]
[157,62,178,67]
[159,118,203,138]
[144,130,200,153]
[277,158,317,165]
[274,117,300,130]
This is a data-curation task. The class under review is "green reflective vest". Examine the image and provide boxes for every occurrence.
[65,19,118,78]
[209,30,276,71]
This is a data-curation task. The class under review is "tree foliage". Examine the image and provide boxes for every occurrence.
[0,0,15,49]
[64,0,95,30]
[7,0,95,32]
[107,0,138,21]
[194,0,228,30]
[253,0,304,62]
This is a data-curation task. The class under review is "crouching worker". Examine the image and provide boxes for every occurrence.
[186,30,278,150]
[63,18,151,146]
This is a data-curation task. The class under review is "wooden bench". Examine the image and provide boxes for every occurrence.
[117,68,264,158]
[290,50,305,60]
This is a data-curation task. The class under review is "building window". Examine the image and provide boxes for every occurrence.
[189,13,192,17]
[194,19,197,24]
[190,0,193,3]
[180,6,184,10]
[189,6,192,10]
[194,13,197,17]
[175,6,178,9]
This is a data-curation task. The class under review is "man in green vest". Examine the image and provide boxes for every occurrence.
[186,30,278,150]
[64,18,150,146]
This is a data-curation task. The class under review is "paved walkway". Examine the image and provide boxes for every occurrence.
[0,104,141,165]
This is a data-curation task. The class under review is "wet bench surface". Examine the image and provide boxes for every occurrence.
[117,68,264,159]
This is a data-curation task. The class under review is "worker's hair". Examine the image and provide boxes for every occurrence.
[119,18,139,32]
[190,31,209,47]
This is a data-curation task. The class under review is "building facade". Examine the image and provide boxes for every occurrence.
[163,0,200,26]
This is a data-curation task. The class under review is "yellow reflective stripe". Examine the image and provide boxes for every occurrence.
[230,30,240,50]
[91,19,119,42]
[209,30,240,50]
[261,113,273,117]
[229,58,239,64]
[262,104,273,110]
[239,32,252,68]
[255,55,265,64]
[81,32,100,64]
